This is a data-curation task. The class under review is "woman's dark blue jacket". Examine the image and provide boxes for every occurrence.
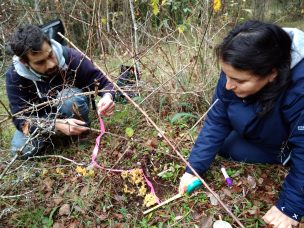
[186,59,304,221]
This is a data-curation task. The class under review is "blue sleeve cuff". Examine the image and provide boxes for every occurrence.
[276,200,302,222]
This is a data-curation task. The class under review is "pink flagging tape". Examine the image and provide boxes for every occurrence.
[143,173,161,204]
[90,114,160,204]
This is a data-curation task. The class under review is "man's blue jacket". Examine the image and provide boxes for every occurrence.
[186,28,304,221]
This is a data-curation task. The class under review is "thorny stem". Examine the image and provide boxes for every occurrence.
[59,33,245,228]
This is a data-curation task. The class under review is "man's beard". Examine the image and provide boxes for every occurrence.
[45,66,60,76]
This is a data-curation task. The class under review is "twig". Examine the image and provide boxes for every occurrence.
[0,190,34,199]
[27,155,86,166]
[0,89,112,125]
[143,193,182,215]
[0,100,12,118]
[58,33,244,228]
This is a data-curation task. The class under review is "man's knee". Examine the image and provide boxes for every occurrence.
[11,130,46,159]
[57,87,90,122]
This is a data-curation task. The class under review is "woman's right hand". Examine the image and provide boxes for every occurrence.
[178,172,198,194]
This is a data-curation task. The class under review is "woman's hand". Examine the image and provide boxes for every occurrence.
[55,118,89,136]
[262,206,299,228]
[97,93,115,116]
[178,172,198,194]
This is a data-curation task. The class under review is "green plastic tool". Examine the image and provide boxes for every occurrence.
[187,178,202,194]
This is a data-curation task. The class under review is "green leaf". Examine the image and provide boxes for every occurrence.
[170,112,197,124]
[125,127,134,138]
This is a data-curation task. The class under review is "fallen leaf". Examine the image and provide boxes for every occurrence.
[59,184,70,195]
[174,215,183,220]
[59,204,70,216]
[114,195,124,202]
[247,175,257,189]
[247,206,259,215]
[207,193,218,206]
[53,196,64,205]
[115,223,125,228]
[98,212,108,221]
[67,222,79,228]
[44,177,54,191]
[80,186,89,196]
[53,222,65,228]
[200,214,213,228]
[113,213,124,221]
[74,206,85,215]
[222,188,232,197]
[146,138,158,148]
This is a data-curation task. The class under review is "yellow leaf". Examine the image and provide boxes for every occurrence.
[101,18,107,25]
[177,25,186,34]
[161,0,167,6]
[56,168,64,175]
[151,0,160,15]
[76,166,86,175]
[213,0,221,12]
[41,168,48,176]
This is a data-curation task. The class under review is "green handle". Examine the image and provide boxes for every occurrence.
[187,178,202,194]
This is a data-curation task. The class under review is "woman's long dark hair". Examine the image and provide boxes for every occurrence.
[216,20,292,116]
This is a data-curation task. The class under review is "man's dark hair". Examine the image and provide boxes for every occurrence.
[9,25,51,62]
[215,20,292,116]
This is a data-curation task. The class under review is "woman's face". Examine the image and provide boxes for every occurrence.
[220,61,277,98]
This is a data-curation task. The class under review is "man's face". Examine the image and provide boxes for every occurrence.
[25,41,59,76]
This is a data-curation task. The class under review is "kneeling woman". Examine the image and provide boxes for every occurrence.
[179,20,304,227]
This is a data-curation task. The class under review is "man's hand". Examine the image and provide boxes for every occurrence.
[178,172,198,194]
[55,118,89,136]
[262,206,299,228]
[97,93,115,116]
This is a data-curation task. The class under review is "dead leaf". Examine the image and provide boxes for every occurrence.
[207,193,218,206]
[146,138,158,148]
[247,175,257,189]
[59,184,70,195]
[258,177,264,185]
[98,212,108,221]
[113,213,124,221]
[114,195,124,202]
[59,204,70,216]
[174,215,183,221]
[74,206,85,215]
[80,186,89,196]
[115,223,125,228]
[53,222,65,228]
[247,206,259,215]
[67,222,79,228]
[45,191,52,199]
[44,177,54,191]
[222,188,232,197]
[200,214,213,228]
[53,196,64,205]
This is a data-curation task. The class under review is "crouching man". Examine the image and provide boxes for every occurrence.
[5,25,115,159]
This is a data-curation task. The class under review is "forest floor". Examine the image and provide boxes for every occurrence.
[1,100,303,227]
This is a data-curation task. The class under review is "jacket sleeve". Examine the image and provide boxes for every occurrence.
[185,73,232,176]
[66,47,115,98]
[276,96,304,221]
[5,67,38,132]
